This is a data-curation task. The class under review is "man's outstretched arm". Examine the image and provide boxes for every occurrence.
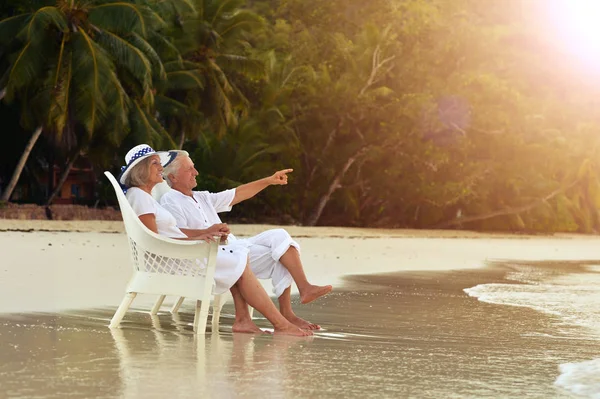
[231,169,293,206]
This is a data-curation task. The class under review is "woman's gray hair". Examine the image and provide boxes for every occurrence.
[123,157,153,188]
[162,153,189,187]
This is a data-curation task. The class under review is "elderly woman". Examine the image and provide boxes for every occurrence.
[118,144,311,337]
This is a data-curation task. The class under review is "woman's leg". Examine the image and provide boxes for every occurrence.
[230,285,264,333]
[235,262,312,337]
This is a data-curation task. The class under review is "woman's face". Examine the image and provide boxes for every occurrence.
[146,155,164,187]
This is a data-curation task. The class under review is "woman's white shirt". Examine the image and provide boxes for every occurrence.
[126,187,187,239]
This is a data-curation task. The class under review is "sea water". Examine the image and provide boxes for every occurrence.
[465,262,600,398]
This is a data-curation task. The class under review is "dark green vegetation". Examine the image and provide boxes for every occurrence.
[1,0,600,231]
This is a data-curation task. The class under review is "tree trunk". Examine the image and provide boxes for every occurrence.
[0,126,43,202]
[178,130,185,150]
[305,147,370,226]
[433,179,581,229]
[46,152,80,206]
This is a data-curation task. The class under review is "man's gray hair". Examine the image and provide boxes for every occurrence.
[162,153,189,187]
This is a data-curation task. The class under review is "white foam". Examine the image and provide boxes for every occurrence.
[465,264,600,398]
[555,359,600,398]
[465,265,600,334]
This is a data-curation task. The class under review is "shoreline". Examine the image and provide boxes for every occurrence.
[2,227,600,314]
[0,219,597,239]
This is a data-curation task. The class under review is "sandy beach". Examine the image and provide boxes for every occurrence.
[1,221,600,398]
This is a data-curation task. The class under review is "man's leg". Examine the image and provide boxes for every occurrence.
[278,286,321,330]
[278,246,332,305]
[245,229,332,304]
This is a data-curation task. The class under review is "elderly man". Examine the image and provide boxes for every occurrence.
[160,151,332,330]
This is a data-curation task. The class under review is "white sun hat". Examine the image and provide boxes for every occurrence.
[118,144,173,186]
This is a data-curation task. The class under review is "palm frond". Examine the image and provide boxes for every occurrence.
[207,59,233,94]
[164,59,197,72]
[209,73,235,129]
[71,30,113,135]
[128,32,166,80]
[149,0,196,18]
[155,94,188,116]
[0,14,30,46]
[102,68,131,143]
[5,38,51,99]
[26,6,67,40]
[47,53,72,138]
[130,99,160,143]
[148,31,182,63]
[95,29,153,89]
[166,69,205,90]
[215,54,265,79]
[130,99,176,147]
[208,0,246,25]
[217,10,264,39]
[88,2,149,37]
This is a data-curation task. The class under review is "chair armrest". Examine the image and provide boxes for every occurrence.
[133,228,220,259]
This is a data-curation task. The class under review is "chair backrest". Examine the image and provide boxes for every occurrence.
[151,181,171,202]
[104,171,219,300]
[104,171,147,239]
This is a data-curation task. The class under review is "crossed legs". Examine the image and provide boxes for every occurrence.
[228,229,332,333]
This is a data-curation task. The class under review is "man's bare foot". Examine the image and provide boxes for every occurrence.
[232,320,266,334]
[285,314,321,330]
[274,322,313,337]
[300,284,333,304]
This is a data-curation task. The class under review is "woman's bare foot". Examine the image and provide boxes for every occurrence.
[232,319,266,334]
[274,322,313,337]
[300,284,333,304]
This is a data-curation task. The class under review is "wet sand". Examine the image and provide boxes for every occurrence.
[1,268,598,398]
[2,224,600,397]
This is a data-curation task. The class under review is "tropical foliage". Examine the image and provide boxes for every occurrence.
[2,0,600,233]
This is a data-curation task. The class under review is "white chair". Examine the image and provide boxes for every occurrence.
[105,171,222,333]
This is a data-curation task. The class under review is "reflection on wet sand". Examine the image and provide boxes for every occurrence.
[110,312,310,398]
[2,267,600,398]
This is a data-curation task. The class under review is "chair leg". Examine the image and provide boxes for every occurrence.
[151,295,166,315]
[171,296,185,314]
[193,299,210,334]
[211,294,227,332]
[109,292,137,329]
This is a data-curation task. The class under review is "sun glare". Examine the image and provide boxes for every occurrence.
[546,0,600,68]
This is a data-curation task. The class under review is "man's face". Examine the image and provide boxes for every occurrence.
[174,156,199,190]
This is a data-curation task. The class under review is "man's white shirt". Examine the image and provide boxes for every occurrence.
[160,188,238,241]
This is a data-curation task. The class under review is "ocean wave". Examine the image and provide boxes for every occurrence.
[464,263,600,398]
[555,359,600,398]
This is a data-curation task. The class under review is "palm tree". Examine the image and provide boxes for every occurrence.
[0,0,166,202]
[163,0,266,142]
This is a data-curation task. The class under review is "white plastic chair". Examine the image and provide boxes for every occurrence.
[105,171,222,333]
